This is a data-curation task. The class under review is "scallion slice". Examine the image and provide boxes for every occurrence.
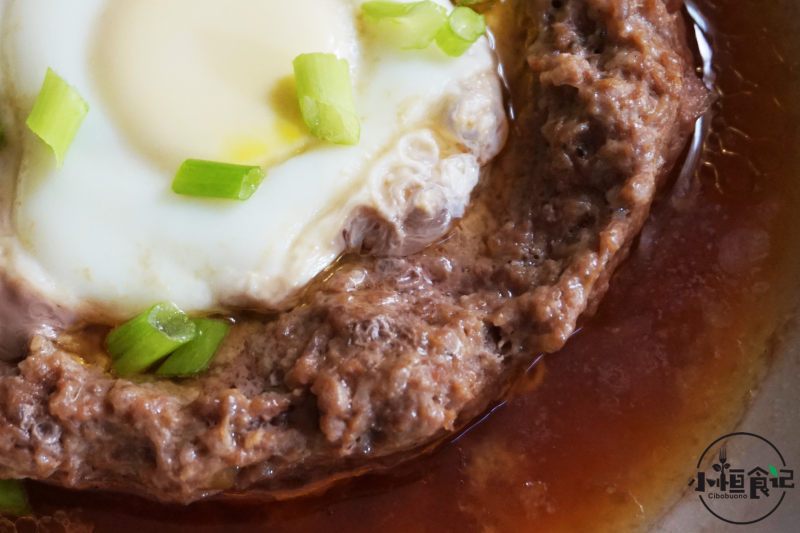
[156,318,231,377]
[172,159,265,200]
[435,6,487,57]
[293,53,360,145]
[362,1,448,50]
[25,68,88,168]
[0,480,31,517]
[107,303,196,377]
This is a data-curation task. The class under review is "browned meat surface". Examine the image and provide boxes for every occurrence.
[0,0,706,503]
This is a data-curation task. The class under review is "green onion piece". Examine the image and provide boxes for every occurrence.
[172,159,265,201]
[108,303,196,377]
[25,68,89,168]
[362,1,448,50]
[435,6,487,57]
[156,318,231,377]
[293,53,360,145]
[0,480,31,517]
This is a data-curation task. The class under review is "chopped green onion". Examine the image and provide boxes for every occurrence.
[156,318,231,377]
[108,303,196,377]
[293,53,360,145]
[362,1,448,50]
[0,480,31,517]
[435,6,487,57]
[172,159,265,201]
[25,68,88,168]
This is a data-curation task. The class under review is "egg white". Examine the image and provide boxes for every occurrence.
[0,0,506,321]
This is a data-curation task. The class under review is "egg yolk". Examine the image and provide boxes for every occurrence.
[91,0,359,171]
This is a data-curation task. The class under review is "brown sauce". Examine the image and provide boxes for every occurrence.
[10,0,800,530]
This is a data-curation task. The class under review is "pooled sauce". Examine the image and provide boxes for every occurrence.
[9,0,800,531]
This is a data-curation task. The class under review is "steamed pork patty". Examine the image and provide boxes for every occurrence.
[0,0,706,502]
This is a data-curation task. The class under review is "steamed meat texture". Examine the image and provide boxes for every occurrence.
[0,0,707,502]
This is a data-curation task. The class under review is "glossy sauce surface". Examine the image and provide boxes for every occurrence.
[12,0,800,531]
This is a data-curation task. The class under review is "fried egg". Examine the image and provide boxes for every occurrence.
[0,0,507,321]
